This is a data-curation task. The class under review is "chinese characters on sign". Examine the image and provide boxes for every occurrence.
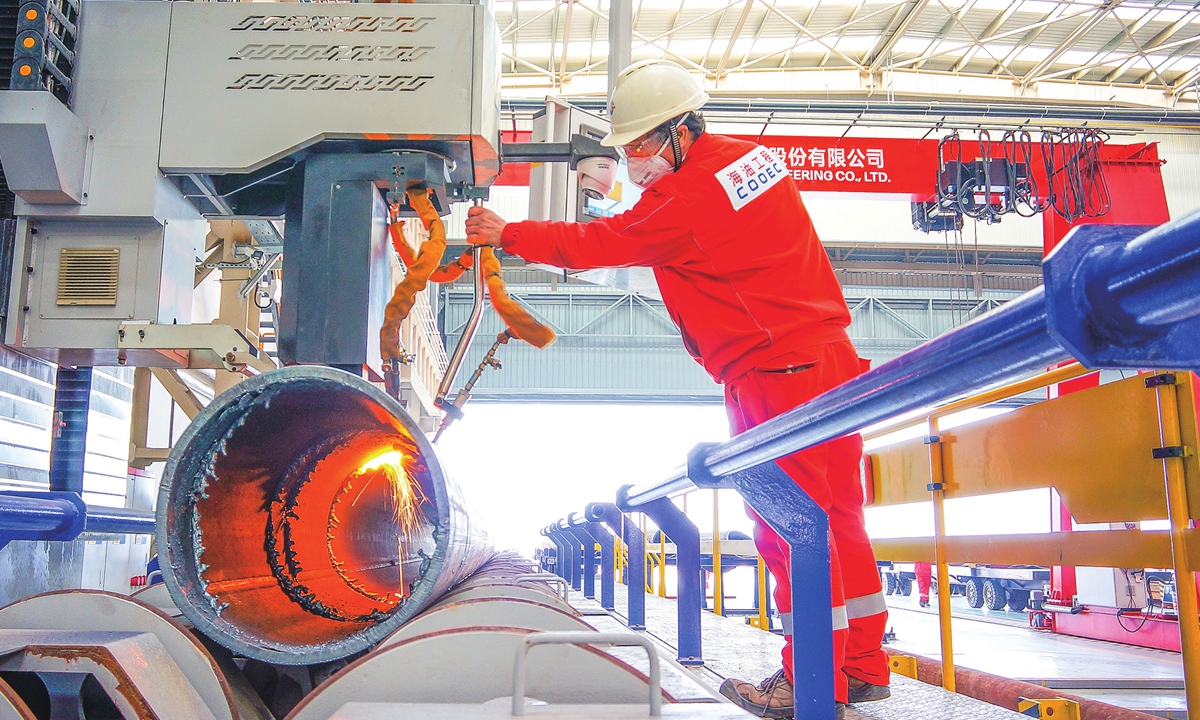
[728,136,938,196]
[762,145,887,182]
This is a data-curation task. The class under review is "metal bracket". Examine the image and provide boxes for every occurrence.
[923,435,941,444]
[501,134,619,169]
[118,322,276,374]
[1153,446,1187,459]
[1145,372,1177,388]
[927,482,945,491]
[1018,697,1080,720]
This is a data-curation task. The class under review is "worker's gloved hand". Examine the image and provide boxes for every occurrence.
[465,206,505,248]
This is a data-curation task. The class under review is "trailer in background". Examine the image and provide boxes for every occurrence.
[879,562,1049,612]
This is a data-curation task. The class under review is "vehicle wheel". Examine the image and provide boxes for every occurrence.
[885,573,898,595]
[965,579,984,609]
[1007,590,1030,612]
[899,577,913,596]
[983,580,1007,611]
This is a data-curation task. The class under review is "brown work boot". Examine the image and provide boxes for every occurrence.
[719,668,794,718]
[846,674,891,703]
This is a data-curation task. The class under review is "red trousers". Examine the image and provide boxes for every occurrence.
[915,562,933,602]
[725,340,890,704]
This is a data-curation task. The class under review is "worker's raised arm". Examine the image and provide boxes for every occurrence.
[465,189,696,270]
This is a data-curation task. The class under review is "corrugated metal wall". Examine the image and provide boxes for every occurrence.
[442,282,720,400]
[1154,132,1200,220]
[442,277,1030,399]
[0,345,133,507]
[0,346,140,605]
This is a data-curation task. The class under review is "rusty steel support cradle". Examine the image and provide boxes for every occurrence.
[156,366,497,665]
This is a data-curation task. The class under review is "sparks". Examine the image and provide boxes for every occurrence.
[352,448,425,532]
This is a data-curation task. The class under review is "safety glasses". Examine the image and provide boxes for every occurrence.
[617,128,670,160]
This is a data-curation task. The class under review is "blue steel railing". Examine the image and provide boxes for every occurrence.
[0,491,156,549]
[540,214,1200,720]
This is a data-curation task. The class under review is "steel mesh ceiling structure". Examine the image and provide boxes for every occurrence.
[496,0,1200,108]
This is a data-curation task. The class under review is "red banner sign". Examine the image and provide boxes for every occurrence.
[730,135,937,198]
[731,135,1161,201]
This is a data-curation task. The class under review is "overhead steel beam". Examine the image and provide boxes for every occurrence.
[730,0,905,73]
[818,0,867,68]
[756,0,868,71]
[1104,10,1195,82]
[1022,0,1124,86]
[928,0,1018,81]
[716,0,756,80]
[863,0,926,73]
[912,0,977,72]
[559,0,575,90]
[991,5,1069,75]
[1033,30,1200,84]
[949,2,1021,73]
[1069,2,1166,80]
[506,96,1200,127]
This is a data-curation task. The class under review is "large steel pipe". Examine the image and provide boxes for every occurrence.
[157,366,493,665]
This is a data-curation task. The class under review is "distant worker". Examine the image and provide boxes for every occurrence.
[465,59,890,718]
[915,561,932,608]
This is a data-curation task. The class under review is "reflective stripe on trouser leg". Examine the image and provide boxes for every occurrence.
[845,591,887,620]
[780,608,849,636]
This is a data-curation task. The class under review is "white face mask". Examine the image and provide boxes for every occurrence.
[626,139,676,189]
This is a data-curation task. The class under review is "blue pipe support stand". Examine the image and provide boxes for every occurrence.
[689,459,835,720]
[585,520,615,611]
[587,502,646,630]
[619,486,703,666]
[558,520,583,591]
[548,526,572,585]
[544,528,561,578]
[567,514,596,599]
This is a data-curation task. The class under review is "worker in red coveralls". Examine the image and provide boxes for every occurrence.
[915,561,933,608]
[465,59,890,719]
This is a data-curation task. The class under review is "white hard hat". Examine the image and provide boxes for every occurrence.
[602,60,709,148]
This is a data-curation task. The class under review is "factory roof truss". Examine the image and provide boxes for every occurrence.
[496,0,1200,109]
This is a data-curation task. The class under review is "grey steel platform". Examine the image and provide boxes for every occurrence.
[597,585,1028,720]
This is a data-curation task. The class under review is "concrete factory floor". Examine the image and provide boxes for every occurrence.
[594,586,1029,719]
[881,595,1186,718]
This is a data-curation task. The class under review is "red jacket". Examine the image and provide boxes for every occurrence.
[501,132,851,384]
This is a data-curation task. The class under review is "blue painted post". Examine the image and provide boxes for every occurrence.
[48,367,92,493]
[586,521,615,610]
[568,522,596,599]
[559,520,583,591]
[691,457,835,720]
[621,489,702,665]
[588,502,645,630]
[551,526,573,586]
[541,527,560,576]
